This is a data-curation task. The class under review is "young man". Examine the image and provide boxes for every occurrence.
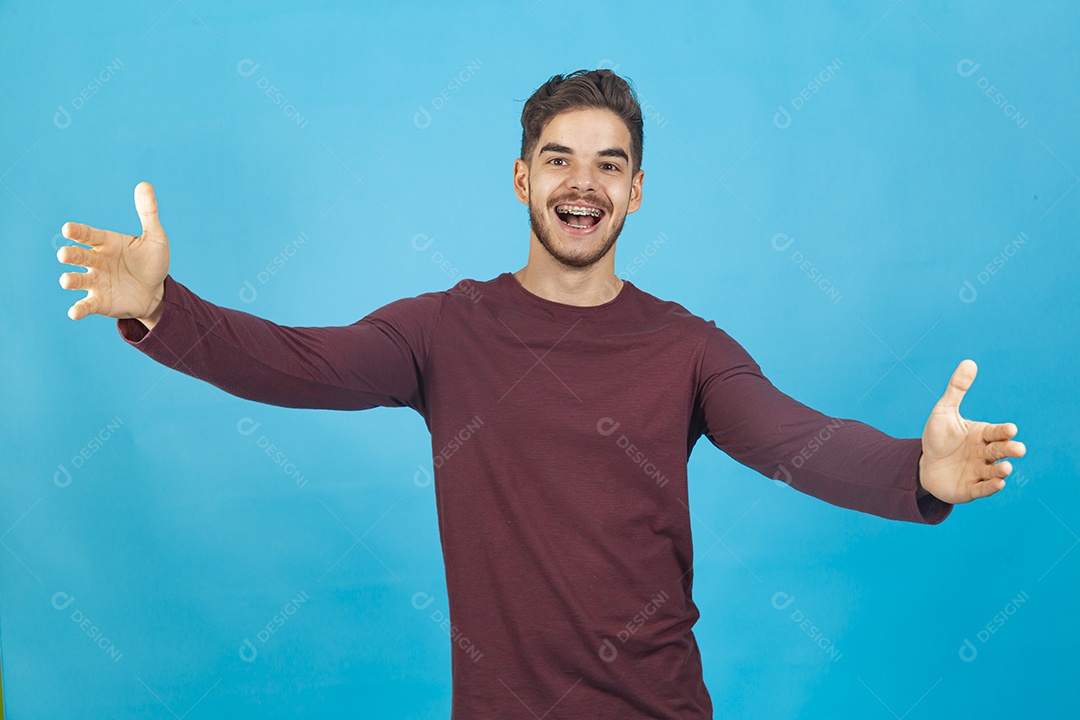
[58,69,1024,719]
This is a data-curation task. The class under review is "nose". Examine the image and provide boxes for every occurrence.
[567,163,599,193]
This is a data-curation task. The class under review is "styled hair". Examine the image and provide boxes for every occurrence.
[520,69,643,176]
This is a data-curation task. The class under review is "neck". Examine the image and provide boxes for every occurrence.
[514,248,623,307]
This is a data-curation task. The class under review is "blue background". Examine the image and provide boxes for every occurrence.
[2,0,1077,717]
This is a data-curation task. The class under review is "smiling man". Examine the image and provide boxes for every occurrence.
[58,69,1024,719]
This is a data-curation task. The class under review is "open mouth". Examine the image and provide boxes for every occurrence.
[553,203,606,235]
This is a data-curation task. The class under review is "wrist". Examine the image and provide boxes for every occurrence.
[137,284,166,331]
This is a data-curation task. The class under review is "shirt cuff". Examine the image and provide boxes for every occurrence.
[914,447,954,524]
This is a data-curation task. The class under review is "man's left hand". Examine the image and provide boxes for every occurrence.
[919,359,1026,505]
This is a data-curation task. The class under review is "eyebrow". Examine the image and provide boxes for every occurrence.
[539,142,629,164]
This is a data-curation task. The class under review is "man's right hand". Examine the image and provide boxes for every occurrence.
[58,181,171,329]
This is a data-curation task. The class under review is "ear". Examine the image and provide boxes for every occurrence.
[513,157,530,205]
[626,168,644,214]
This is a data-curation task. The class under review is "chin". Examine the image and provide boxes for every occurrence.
[528,201,626,270]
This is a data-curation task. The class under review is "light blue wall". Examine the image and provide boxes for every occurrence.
[2,0,1076,717]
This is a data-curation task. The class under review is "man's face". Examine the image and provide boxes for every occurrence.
[513,108,644,269]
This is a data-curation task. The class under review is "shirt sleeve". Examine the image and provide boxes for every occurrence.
[694,321,952,525]
[116,275,443,416]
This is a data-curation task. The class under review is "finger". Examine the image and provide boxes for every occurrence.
[134,181,165,239]
[971,476,1006,500]
[68,293,99,321]
[56,244,97,269]
[982,440,1026,463]
[59,270,92,291]
[935,359,977,413]
[981,422,1018,442]
[969,459,1011,484]
[61,221,106,247]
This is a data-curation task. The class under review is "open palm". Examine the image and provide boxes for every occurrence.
[57,181,170,321]
[919,359,1026,504]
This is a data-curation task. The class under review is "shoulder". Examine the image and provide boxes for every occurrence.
[625,282,721,337]
[629,284,763,375]
[363,273,508,329]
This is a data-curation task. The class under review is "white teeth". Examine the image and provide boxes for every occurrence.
[556,205,603,217]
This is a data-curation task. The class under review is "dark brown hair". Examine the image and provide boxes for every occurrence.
[520,69,644,176]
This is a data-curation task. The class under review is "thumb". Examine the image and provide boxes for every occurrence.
[134,181,165,239]
[935,358,977,414]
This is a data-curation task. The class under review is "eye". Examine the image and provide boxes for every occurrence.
[601,163,620,171]
[548,157,568,165]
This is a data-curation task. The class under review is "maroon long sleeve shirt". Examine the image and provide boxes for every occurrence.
[117,271,952,719]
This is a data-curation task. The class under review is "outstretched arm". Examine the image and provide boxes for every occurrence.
[917,359,1025,504]
[58,182,442,414]
[696,322,952,524]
